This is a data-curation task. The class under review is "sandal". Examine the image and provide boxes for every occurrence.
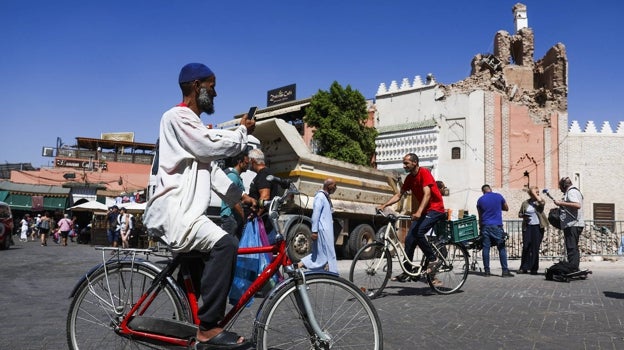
[194,330,252,350]
[426,259,442,274]
[431,278,443,287]
[391,272,411,282]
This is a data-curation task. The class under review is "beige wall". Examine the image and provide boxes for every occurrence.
[565,130,624,220]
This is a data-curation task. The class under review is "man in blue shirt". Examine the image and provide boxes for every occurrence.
[476,184,514,277]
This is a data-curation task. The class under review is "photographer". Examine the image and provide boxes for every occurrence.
[553,177,584,270]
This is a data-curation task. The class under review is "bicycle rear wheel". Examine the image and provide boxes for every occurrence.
[349,242,392,299]
[67,262,190,350]
[427,241,469,295]
[256,274,383,349]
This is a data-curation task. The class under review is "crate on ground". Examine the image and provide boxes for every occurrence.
[435,215,479,243]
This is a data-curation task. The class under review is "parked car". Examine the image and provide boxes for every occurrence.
[0,202,14,250]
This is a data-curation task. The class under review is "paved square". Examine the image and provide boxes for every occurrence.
[1,240,623,349]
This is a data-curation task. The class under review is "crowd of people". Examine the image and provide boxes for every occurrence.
[476,176,584,277]
[377,153,585,281]
[12,202,145,249]
[16,212,88,246]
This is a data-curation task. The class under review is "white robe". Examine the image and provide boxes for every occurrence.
[143,106,248,252]
[301,190,338,273]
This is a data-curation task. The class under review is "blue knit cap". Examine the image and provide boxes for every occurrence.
[178,63,214,83]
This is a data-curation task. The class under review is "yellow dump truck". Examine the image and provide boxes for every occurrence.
[253,118,398,259]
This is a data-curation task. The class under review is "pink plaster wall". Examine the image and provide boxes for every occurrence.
[508,103,544,189]
[490,93,561,190]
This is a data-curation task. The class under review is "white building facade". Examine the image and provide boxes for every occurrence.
[374,79,487,213]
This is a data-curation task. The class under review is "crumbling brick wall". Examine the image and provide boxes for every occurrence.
[445,26,567,125]
[494,28,534,67]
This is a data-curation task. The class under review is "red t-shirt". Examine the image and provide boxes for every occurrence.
[401,167,445,213]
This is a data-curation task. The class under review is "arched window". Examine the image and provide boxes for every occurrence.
[451,147,461,159]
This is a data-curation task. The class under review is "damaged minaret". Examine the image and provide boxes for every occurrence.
[448,3,568,123]
[514,3,528,31]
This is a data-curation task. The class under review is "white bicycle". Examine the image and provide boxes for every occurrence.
[349,210,470,298]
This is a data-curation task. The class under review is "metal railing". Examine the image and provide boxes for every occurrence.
[502,220,624,260]
[396,219,624,265]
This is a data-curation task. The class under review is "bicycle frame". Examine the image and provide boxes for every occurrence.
[78,183,333,348]
[224,239,289,325]
[378,214,448,278]
[101,239,292,347]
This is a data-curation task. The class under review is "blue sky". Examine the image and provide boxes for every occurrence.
[1,1,622,167]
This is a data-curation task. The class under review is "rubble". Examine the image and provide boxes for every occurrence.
[439,6,568,125]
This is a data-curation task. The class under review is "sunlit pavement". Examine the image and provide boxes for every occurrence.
[2,240,623,349]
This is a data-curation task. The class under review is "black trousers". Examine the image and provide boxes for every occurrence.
[520,224,544,272]
[563,226,583,269]
[220,215,243,240]
[181,234,239,331]
[403,210,446,269]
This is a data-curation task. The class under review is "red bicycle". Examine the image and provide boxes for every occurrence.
[66,179,383,349]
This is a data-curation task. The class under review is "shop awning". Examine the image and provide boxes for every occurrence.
[0,181,71,211]
[6,194,32,210]
[4,194,68,211]
[44,197,68,211]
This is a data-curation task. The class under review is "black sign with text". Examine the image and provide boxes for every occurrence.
[267,84,296,107]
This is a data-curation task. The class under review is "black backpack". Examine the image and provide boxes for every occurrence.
[545,261,579,282]
[547,208,561,229]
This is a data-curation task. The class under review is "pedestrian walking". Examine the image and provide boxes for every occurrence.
[300,178,338,273]
[19,214,30,242]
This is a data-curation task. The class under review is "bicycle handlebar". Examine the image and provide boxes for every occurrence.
[265,176,301,240]
[266,174,293,189]
[376,208,411,221]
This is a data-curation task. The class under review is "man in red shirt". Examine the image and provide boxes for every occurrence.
[379,153,446,282]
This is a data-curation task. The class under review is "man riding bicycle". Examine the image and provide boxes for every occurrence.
[144,63,256,349]
[378,153,446,282]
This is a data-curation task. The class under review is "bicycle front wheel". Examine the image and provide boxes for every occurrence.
[427,241,469,295]
[349,242,392,299]
[67,262,191,350]
[256,274,383,349]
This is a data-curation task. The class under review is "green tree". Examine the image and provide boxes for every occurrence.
[304,81,378,166]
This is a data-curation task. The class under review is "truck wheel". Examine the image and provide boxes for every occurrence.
[348,224,375,259]
[340,243,352,260]
[286,223,312,263]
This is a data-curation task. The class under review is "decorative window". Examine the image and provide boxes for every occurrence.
[451,147,461,159]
